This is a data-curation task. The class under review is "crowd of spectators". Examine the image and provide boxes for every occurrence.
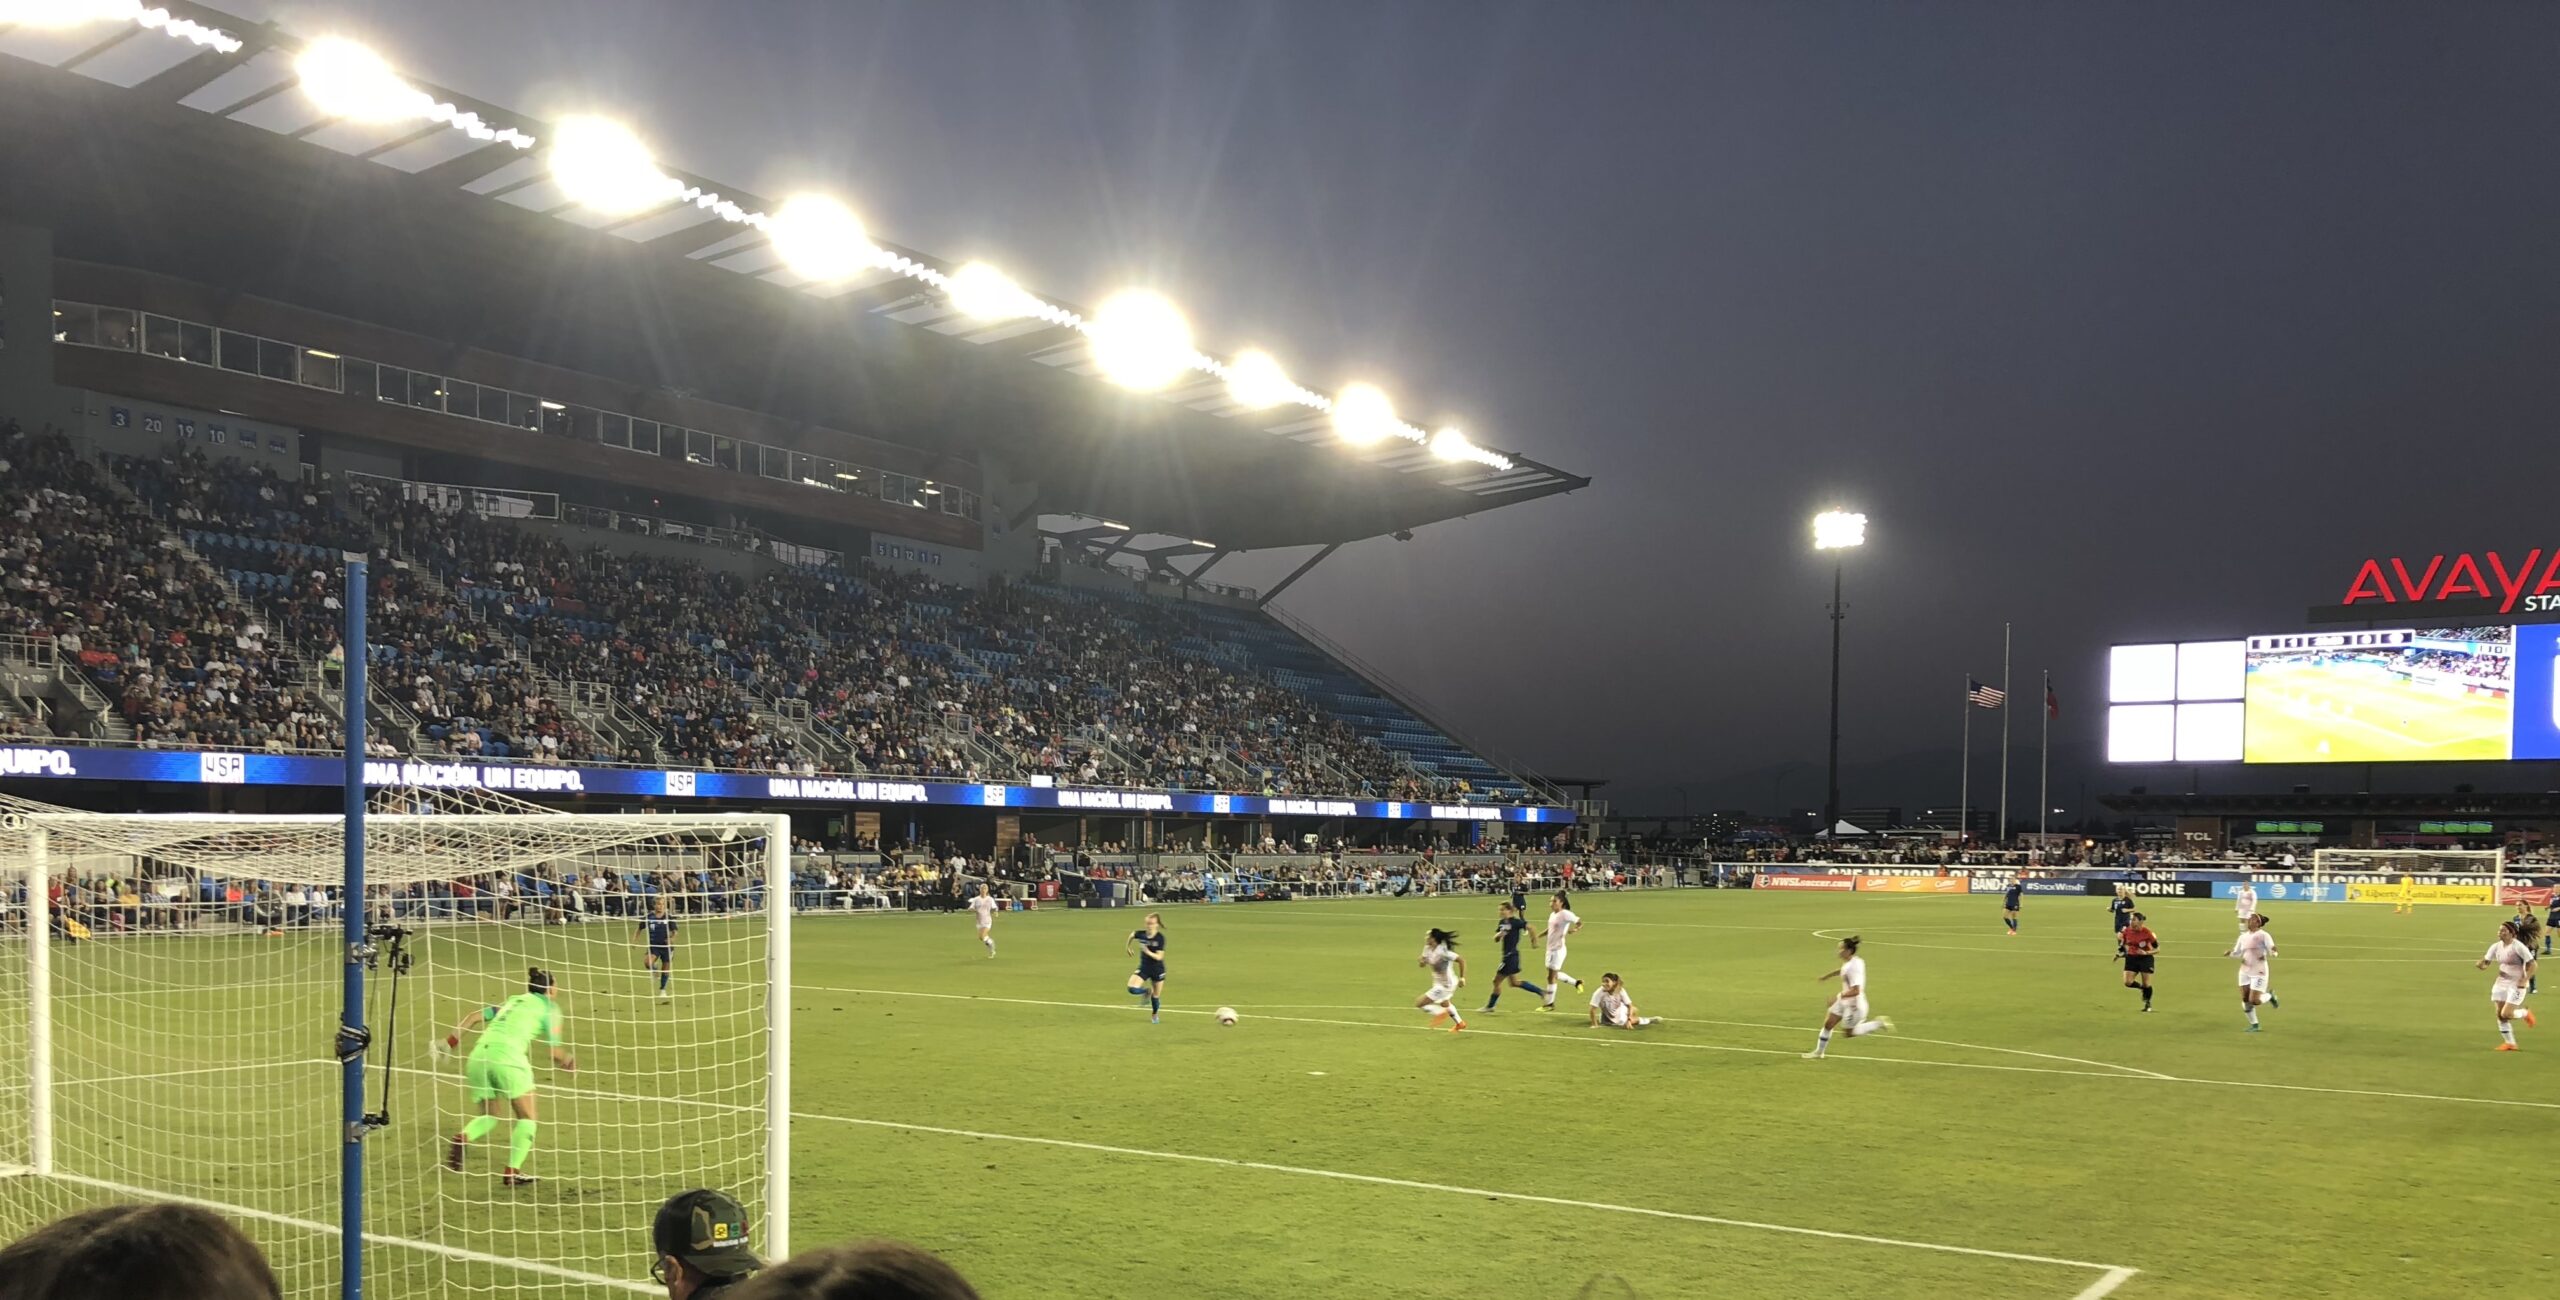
[0,424,1526,801]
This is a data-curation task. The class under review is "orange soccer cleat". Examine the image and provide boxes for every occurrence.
[2496,1042,2520,1051]
[2525,1010,2539,1029]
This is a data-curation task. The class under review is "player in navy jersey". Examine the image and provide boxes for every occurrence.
[638,899,678,1001]
[2002,877,2023,936]
[1481,901,1551,1012]
[2109,889,2135,953]
[1125,913,1168,1024]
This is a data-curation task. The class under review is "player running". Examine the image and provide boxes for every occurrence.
[2231,880,2258,931]
[1803,936,1892,1058]
[2119,911,2160,1012]
[1125,913,1167,1024]
[2480,920,2538,1051]
[639,899,677,1001]
[2002,877,2023,936]
[2109,887,2135,952]
[967,883,999,958]
[2543,893,2557,958]
[1415,927,1467,1033]
[2228,914,2280,1031]
[2508,901,2541,994]
[1538,893,1584,1010]
[1481,901,1550,1012]
[444,967,576,1186]
[1587,972,1659,1030]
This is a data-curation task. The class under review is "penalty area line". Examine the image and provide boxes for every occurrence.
[801,1110,2138,1283]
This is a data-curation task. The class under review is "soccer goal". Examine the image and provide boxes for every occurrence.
[0,787,790,1299]
[2310,848,2506,891]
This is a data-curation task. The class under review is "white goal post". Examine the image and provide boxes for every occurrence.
[2310,848,2506,892]
[0,788,791,1299]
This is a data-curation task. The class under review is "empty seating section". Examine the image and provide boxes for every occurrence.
[0,418,1535,800]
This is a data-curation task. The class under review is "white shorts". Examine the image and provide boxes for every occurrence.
[1544,947,1568,971]
[1601,1004,1632,1028]
[1424,979,1457,1004]
[1828,996,1867,1022]
[975,918,993,933]
[2494,980,2529,1007]
[2238,970,2268,993]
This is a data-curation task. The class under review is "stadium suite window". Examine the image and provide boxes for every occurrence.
[685,428,712,465]
[300,350,340,392]
[410,372,444,412]
[445,380,481,419]
[53,303,133,350]
[143,314,215,366]
[598,411,630,448]
[256,338,299,384]
[762,445,789,480]
[343,358,375,398]
[219,329,259,374]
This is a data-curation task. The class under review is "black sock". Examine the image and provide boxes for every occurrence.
[2141,986,2152,1007]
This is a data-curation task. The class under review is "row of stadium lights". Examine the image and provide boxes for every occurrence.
[12,1,1517,473]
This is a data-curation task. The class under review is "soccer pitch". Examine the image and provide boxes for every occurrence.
[2,890,2547,1298]
[2243,660,2510,762]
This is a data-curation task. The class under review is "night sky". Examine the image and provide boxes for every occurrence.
[261,2,2560,814]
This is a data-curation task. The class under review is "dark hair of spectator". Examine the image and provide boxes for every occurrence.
[728,1241,980,1300]
[0,1203,280,1300]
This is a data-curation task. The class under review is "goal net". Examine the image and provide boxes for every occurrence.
[2310,848,2505,889]
[0,788,789,1299]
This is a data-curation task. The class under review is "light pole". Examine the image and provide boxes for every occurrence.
[1812,510,1867,841]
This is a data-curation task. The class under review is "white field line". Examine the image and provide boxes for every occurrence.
[805,981,2560,1112]
[363,1065,2132,1290]
[1668,1015,2173,1079]
[2074,1266,2140,1300]
[38,1171,651,1294]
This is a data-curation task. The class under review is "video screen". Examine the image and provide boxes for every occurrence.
[2242,627,2514,763]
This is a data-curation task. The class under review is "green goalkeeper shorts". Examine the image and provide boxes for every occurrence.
[466,1056,535,1104]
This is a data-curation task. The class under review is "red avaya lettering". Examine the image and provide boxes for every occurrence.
[2538,550,2560,598]
[2489,549,2545,615]
[2390,554,2445,602]
[2341,558,2394,604]
[2435,553,2493,601]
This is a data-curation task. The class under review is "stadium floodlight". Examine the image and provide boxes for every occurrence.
[1429,427,1478,462]
[1813,508,1867,847]
[767,194,872,283]
[1812,510,1867,550]
[946,261,1039,321]
[1331,383,1399,446]
[1225,349,1296,409]
[1087,290,1195,391]
[549,116,675,216]
[0,0,138,27]
[293,36,422,123]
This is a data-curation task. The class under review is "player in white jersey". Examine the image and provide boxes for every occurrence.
[2479,920,2539,1051]
[1803,936,1892,1058]
[1414,928,1467,1033]
[2232,882,2258,929]
[966,884,999,958]
[1587,972,1659,1030]
[1539,893,1584,1010]
[2227,913,2280,1030]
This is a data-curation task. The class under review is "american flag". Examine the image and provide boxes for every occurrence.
[1967,678,2007,709]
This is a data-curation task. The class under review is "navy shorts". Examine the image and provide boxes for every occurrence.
[648,946,673,965]
[1137,961,1165,983]
[1498,954,1523,977]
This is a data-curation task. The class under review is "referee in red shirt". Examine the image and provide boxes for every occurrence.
[2120,912,2160,1012]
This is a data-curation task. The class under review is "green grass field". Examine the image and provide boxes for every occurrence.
[2244,659,2511,762]
[1,889,2549,1298]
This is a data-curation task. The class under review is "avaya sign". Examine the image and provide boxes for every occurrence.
[2341,551,2560,616]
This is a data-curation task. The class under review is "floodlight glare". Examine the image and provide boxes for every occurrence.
[1225,349,1295,409]
[295,37,421,122]
[767,194,872,283]
[1812,510,1867,550]
[1331,383,1398,446]
[947,261,1035,320]
[549,116,672,216]
[1429,427,1477,462]
[0,0,138,27]
[1088,290,1195,391]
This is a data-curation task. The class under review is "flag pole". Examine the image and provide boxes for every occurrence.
[1959,676,1971,847]
[1998,623,2012,847]
[2039,668,2051,851]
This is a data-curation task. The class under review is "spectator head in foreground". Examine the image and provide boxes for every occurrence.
[0,1202,280,1300]
[653,1189,764,1298]
[729,1241,981,1300]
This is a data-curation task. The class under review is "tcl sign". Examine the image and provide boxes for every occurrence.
[2342,550,2560,615]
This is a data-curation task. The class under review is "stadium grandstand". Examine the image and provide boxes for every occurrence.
[0,3,1589,833]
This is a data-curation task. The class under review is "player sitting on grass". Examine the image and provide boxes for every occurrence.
[2480,920,2538,1051]
[445,966,576,1186]
[1587,972,1659,1029]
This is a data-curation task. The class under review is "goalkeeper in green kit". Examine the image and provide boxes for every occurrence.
[443,967,576,1186]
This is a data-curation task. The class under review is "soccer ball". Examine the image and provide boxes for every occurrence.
[1216,1007,1238,1026]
